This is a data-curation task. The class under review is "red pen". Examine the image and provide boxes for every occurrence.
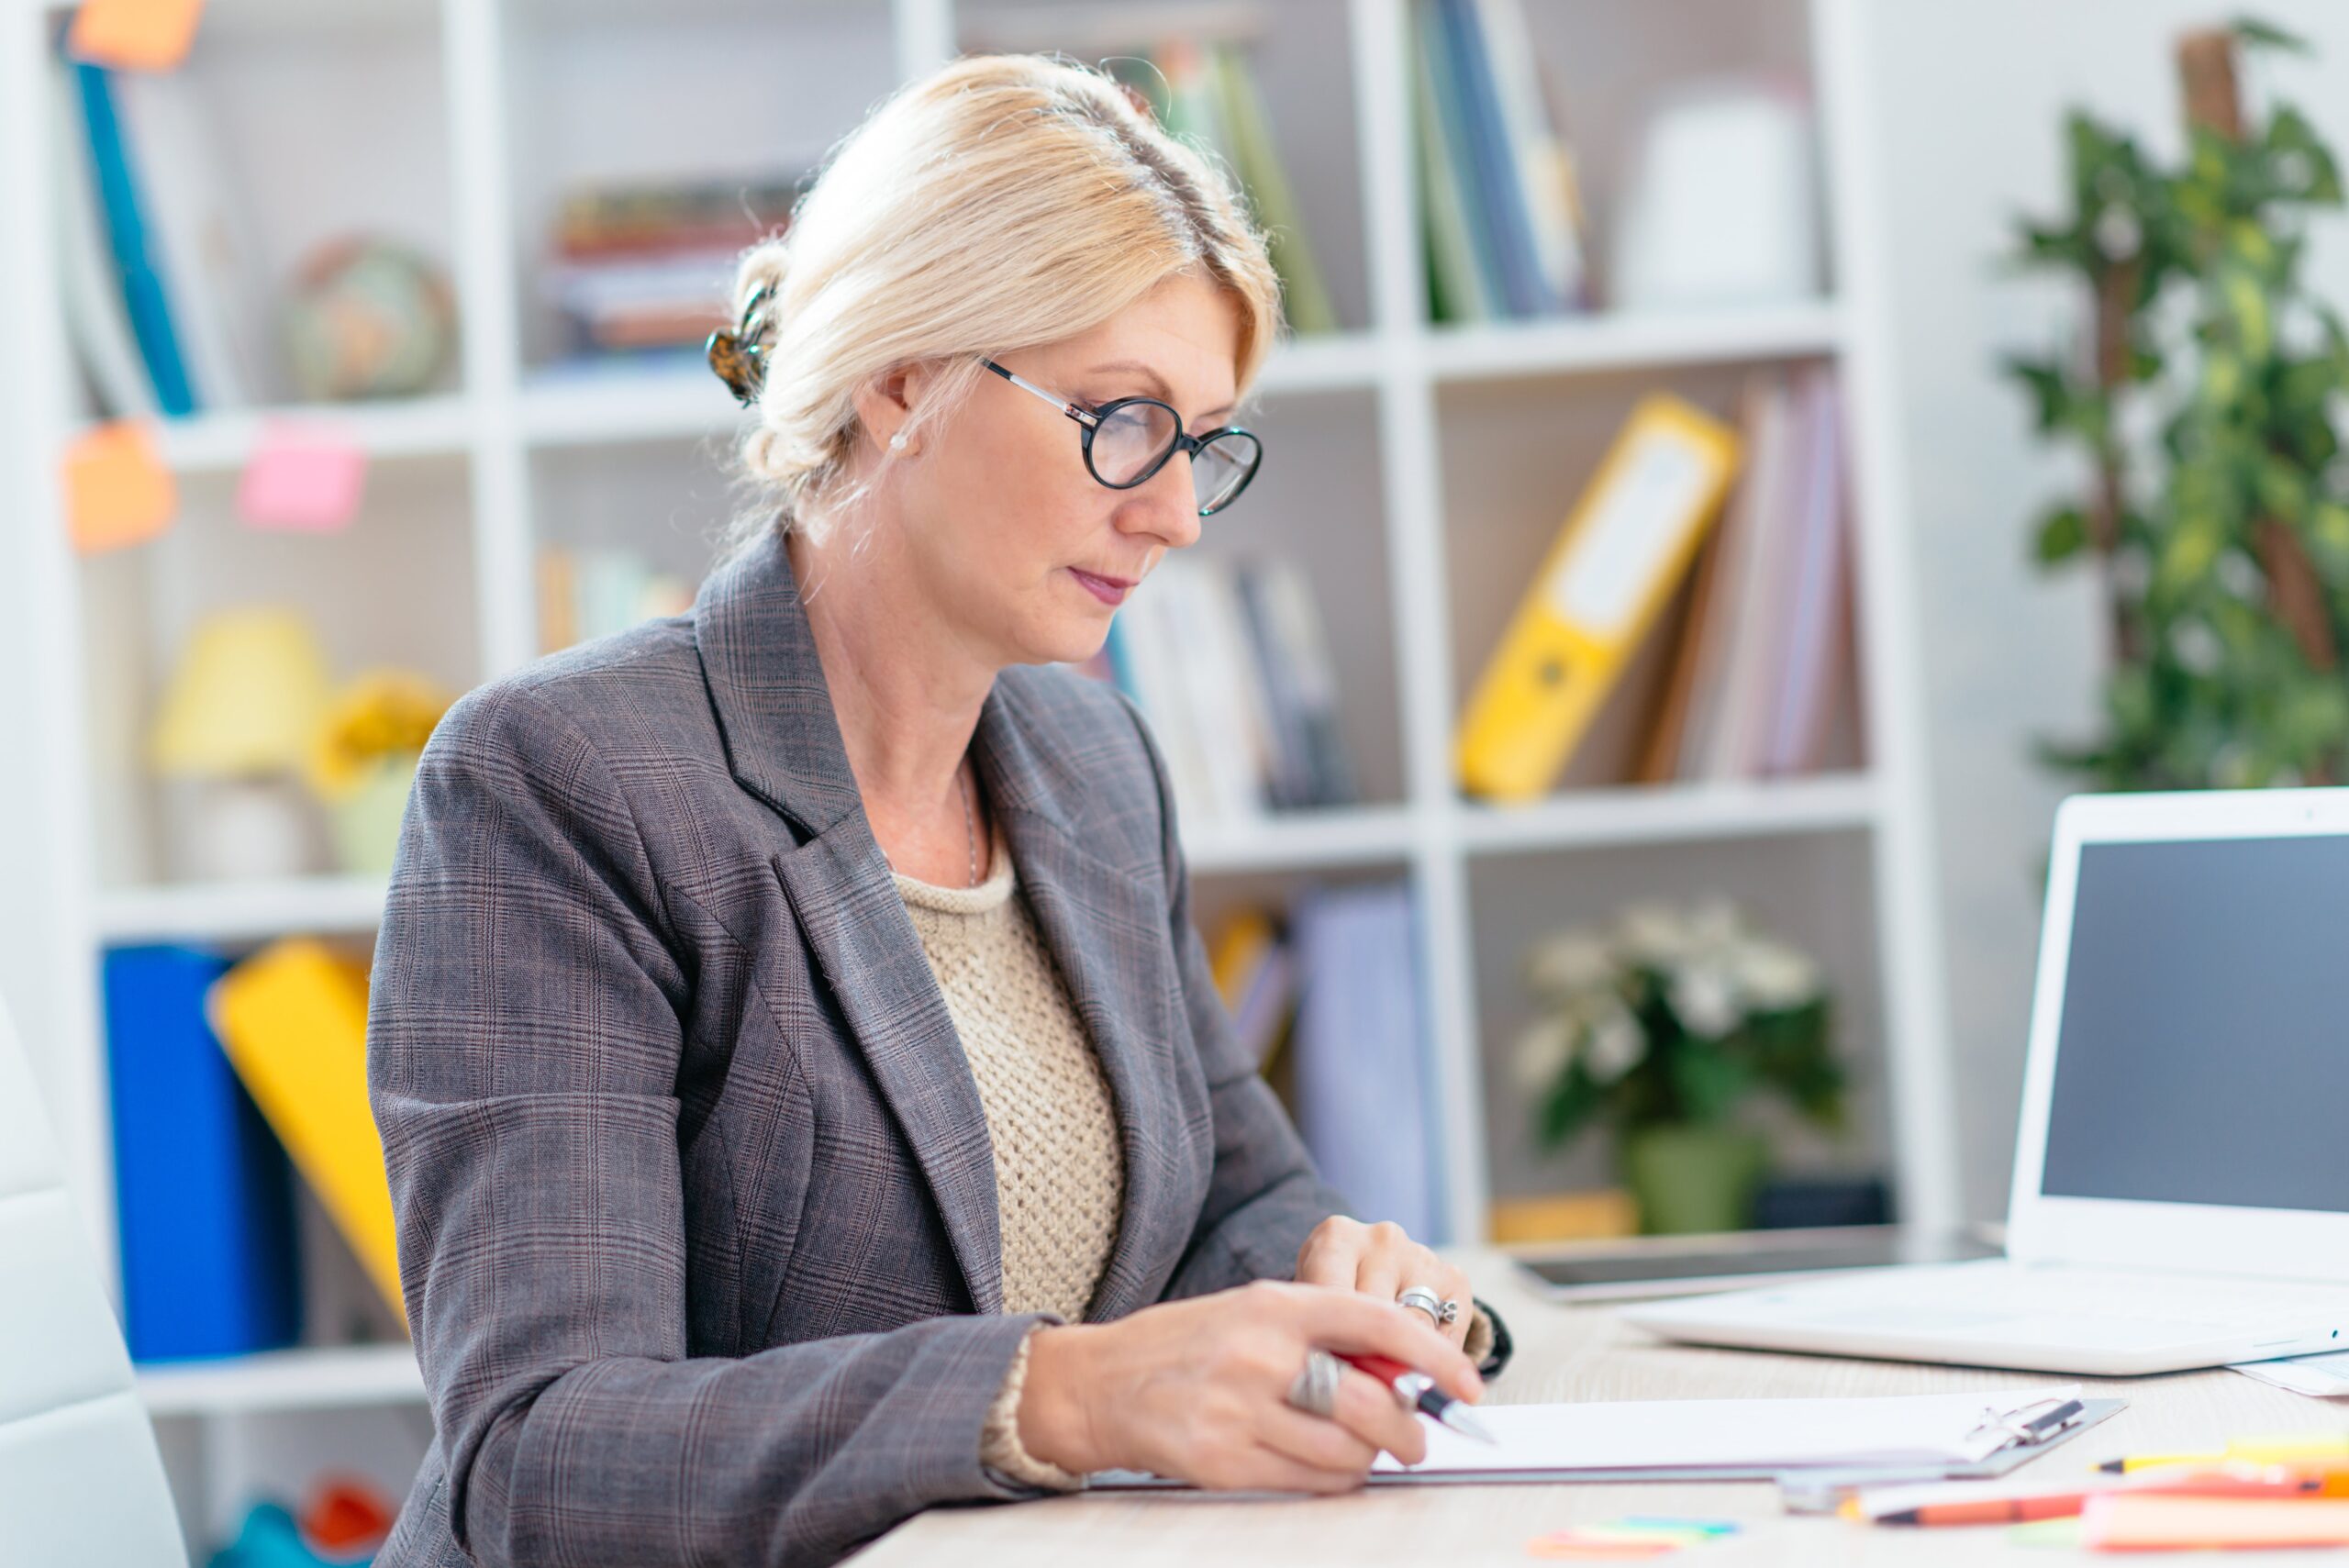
[1338,1352,1497,1443]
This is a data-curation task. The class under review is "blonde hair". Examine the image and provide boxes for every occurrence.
[720,52,1285,551]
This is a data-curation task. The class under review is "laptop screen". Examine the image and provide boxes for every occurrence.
[2039,833,2349,1215]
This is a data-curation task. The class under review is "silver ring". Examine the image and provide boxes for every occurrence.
[1397,1285,1443,1329]
[1285,1348,1341,1418]
[1438,1298,1463,1328]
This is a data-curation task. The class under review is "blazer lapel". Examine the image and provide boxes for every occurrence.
[696,535,1006,1315]
[974,684,1198,1323]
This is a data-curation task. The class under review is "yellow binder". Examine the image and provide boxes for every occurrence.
[1455,395,1742,801]
[207,939,405,1324]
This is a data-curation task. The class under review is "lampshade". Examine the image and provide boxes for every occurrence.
[150,608,334,778]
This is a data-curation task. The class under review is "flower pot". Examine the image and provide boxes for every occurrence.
[328,751,421,876]
[1618,1123,1769,1235]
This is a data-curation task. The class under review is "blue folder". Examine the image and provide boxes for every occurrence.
[102,945,301,1362]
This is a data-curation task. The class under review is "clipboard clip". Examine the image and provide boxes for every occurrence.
[1960,1395,2088,1460]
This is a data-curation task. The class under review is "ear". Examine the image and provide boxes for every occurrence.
[851,361,936,457]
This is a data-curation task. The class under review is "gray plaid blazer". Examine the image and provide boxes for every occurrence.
[365,528,1355,1567]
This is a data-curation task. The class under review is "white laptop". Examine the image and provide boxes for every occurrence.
[1626,786,2349,1376]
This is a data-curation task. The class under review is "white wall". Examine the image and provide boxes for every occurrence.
[1857,2,2349,1218]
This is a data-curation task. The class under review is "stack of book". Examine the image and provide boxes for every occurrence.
[1109,39,1339,336]
[1209,884,1443,1241]
[536,546,697,655]
[1453,373,1855,799]
[50,40,275,417]
[1088,554,1356,828]
[1637,365,1855,784]
[541,173,801,366]
[1412,0,1589,324]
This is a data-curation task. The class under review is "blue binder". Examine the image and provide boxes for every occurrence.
[102,945,301,1361]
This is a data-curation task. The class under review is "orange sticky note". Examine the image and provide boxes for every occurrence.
[237,420,367,533]
[66,0,206,72]
[61,421,176,555]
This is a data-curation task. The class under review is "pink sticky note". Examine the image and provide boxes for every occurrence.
[237,420,367,532]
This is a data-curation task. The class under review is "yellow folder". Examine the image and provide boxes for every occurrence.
[1455,395,1742,801]
[208,939,405,1324]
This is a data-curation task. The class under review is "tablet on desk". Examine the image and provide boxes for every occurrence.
[1512,1225,2006,1303]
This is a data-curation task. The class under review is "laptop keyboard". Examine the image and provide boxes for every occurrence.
[1881,1263,2349,1332]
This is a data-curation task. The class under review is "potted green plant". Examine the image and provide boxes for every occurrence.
[1512,897,1845,1234]
[2009,19,2349,792]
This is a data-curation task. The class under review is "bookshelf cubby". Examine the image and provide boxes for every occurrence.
[1,0,1957,1542]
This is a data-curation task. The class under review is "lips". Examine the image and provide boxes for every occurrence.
[1069,567,1135,606]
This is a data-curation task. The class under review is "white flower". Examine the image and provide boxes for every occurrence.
[1668,962,1743,1038]
[2168,618,2224,676]
[1728,939,1820,1011]
[1524,929,1618,998]
[2093,204,2142,261]
[1615,900,1695,963]
[1683,895,1742,951]
[1582,1001,1646,1084]
[1511,1013,1576,1094]
[2215,550,2265,602]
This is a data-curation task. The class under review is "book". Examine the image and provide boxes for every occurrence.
[68,50,194,416]
[1690,375,1804,782]
[1762,368,1851,774]
[1289,881,1441,1240]
[1454,395,1742,800]
[1474,0,1587,312]
[1436,0,1553,317]
[46,49,151,418]
[1208,44,1339,336]
[111,64,271,408]
[1412,0,1493,326]
[102,945,302,1361]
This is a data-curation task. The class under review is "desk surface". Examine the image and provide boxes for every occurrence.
[857,1247,2349,1565]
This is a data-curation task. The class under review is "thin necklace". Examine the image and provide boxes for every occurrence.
[959,762,978,888]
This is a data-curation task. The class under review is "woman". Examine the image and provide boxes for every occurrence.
[367,52,1507,1568]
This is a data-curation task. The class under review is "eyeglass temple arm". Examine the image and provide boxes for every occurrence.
[982,358,1101,428]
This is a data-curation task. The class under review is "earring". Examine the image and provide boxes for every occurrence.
[889,431,909,452]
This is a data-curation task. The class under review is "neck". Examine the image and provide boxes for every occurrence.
[787,529,995,826]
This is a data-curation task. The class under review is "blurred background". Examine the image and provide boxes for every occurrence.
[6,0,2349,1558]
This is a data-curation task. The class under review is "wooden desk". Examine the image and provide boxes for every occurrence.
[856,1248,2349,1565]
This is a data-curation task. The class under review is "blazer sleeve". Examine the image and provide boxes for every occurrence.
[368,682,1064,1568]
[1112,697,1354,1299]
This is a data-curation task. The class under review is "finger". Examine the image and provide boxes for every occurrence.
[1257,1402,1381,1476]
[1264,1363,1426,1473]
[1291,1287,1483,1402]
[1352,1225,1411,1305]
[1293,1220,1362,1288]
[1228,1440,1371,1496]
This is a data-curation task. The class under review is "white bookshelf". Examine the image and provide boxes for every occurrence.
[2,0,1954,1507]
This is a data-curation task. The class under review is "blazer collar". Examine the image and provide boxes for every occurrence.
[703,529,1186,1321]
[695,529,1090,841]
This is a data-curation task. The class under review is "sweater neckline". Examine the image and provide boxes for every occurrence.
[891,823,1015,914]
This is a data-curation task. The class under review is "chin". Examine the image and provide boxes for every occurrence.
[1008,609,1115,671]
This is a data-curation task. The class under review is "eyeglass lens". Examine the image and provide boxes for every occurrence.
[1090,403,1261,513]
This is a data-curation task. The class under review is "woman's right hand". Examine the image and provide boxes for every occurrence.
[1015,1279,1485,1491]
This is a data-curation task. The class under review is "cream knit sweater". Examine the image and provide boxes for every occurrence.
[893,828,1120,1490]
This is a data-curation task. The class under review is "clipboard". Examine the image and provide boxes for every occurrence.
[1085,1389,2124,1492]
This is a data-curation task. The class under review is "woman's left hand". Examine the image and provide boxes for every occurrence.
[1294,1217,1476,1349]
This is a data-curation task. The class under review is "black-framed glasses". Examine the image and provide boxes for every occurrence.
[979,357,1264,517]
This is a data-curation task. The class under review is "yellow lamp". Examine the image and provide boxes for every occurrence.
[150,608,334,880]
[151,608,334,776]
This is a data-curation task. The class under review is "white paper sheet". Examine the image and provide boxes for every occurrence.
[2233,1349,2349,1399]
[1371,1385,2082,1475]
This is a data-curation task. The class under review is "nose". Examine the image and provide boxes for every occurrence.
[1113,450,1202,551]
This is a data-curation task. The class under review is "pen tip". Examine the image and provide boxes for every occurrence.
[1443,1406,1499,1445]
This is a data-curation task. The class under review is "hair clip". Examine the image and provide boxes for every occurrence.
[707,280,775,406]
